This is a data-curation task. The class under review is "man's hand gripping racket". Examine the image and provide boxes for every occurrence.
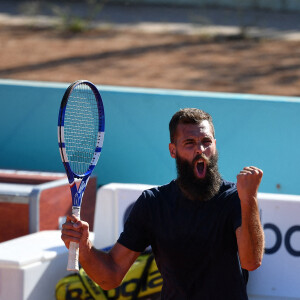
[58,80,105,271]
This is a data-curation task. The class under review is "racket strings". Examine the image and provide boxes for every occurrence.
[64,83,99,176]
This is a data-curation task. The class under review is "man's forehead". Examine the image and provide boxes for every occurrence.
[178,120,213,135]
[197,120,211,130]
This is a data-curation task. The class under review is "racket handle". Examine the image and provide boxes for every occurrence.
[67,206,81,271]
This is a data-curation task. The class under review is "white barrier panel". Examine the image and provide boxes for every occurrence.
[0,230,95,300]
[248,193,300,300]
[0,231,68,300]
[93,183,155,249]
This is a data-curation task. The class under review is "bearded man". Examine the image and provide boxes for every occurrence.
[61,108,264,300]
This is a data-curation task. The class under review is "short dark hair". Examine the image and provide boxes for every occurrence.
[169,108,215,143]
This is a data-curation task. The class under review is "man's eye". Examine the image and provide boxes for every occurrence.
[203,139,212,145]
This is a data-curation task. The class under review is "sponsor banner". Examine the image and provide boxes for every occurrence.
[248,193,300,299]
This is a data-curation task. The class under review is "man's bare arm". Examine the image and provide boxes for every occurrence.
[61,215,140,290]
[235,166,265,271]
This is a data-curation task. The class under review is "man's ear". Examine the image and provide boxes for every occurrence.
[169,143,176,158]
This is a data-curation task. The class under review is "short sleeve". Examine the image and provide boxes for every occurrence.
[117,191,151,252]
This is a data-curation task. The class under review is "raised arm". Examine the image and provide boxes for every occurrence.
[235,166,265,271]
[61,215,140,290]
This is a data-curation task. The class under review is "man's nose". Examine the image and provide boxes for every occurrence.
[195,143,204,154]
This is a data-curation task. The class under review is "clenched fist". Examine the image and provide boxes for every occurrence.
[236,166,263,203]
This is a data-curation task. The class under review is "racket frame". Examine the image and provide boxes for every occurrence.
[58,80,105,271]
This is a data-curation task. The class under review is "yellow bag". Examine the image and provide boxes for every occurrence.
[55,271,107,300]
[55,253,162,300]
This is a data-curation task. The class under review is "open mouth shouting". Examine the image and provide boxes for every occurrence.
[194,158,207,179]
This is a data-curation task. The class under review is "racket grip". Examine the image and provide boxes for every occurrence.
[67,206,81,271]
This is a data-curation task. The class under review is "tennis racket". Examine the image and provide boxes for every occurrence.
[58,80,105,271]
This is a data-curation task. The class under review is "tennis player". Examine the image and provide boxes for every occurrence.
[61,108,264,299]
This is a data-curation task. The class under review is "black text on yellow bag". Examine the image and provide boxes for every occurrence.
[55,270,107,300]
[55,253,162,300]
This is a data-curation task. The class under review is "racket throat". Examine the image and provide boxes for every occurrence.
[74,178,89,206]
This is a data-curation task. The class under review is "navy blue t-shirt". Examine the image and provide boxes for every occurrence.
[118,180,248,300]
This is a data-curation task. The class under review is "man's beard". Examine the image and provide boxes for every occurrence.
[176,151,222,202]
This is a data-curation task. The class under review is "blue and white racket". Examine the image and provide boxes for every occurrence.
[58,80,105,271]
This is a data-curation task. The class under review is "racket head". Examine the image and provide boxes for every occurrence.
[58,80,105,191]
